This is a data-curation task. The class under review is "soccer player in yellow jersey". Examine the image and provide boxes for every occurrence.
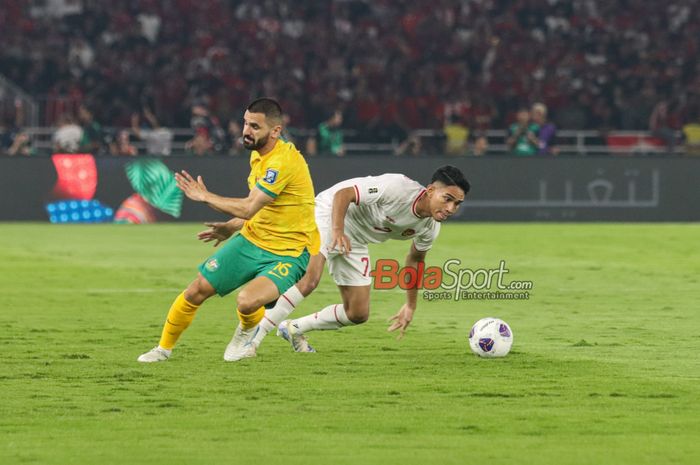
[138,98,319,362]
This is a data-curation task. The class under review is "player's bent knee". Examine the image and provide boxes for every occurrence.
[236,291,259,314]
[346,306,370,324]
[185,275,216,305]
[349,313,369,324]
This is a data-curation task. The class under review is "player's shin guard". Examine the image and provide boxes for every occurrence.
[254,286,305,345]
[292,304,355,333]
[237,306,265,330]
[158,292,200,350]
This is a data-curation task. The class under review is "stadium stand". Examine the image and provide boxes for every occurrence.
[1,0,699,155]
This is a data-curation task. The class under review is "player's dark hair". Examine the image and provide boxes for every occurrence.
[431,165,470,195]
[247,98,283,125]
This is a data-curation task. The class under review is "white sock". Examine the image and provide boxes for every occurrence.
[253,285,305,346]
[292,304,354,333]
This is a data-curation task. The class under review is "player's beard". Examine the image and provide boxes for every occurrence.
[243,132,269,151]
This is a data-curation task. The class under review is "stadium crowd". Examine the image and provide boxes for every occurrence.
[1,0,700,156]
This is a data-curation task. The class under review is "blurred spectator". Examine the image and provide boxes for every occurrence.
[186,132,211,156]
[189,102,225,154]
[470,133,489,157]
[317,110,344,157]
[682,111,700,156]
[506,108,539,156]
[1,0,699,135]
[8,132,33,156]
[131,109,173,156]
[225,120,245,157]
[53,114,83,153]
[137,6,161,43]
[305,136,318,157]
[1,100,32,156]
[68,38,95,78]
[77,105,104,154]
[394,133,422,157]
[281,113,311,150]
[109,130,137,156]
[531,103,557,155]
[280,114,294,142]
[443,116,469,156]
[620,85,657,130]
[649,100,683,154]
[556,94,590,130]
[1,115,17,155]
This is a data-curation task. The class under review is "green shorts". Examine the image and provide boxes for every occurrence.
[198,234,310,297]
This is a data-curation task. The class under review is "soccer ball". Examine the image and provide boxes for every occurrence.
[468,317,513,358]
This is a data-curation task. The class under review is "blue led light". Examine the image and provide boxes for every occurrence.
[47,200,114,223]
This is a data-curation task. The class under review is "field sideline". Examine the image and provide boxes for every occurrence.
[1,223,698,465]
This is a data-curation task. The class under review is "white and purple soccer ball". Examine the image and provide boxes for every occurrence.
[468,317,514,358]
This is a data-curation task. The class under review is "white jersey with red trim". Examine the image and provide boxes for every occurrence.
[315,173,441,251]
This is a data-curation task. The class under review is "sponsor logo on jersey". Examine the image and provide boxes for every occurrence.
[368,187,378,194]
[263,168,279,184]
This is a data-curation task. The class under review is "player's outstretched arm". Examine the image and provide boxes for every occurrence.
[197,218,245,247]
[329,187,356,255]
[388,243,427,339]
[175,170,274,219]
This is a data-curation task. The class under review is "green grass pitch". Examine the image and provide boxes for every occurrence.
[1,223,699,465]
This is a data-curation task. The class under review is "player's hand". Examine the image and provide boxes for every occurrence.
[387,304,415,340]
[175,170,209,202]
[329,230,352,255]
[197,222,234,247]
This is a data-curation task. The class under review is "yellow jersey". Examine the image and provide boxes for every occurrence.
[240,139,320,256]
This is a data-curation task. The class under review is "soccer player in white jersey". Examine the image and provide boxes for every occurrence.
[199,165,469,357]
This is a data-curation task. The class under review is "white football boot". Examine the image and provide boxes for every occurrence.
[223,325,259,361]
[277,320,316,353]
[137,346,172,363]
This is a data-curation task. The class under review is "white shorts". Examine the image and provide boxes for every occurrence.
[317,210,372,287]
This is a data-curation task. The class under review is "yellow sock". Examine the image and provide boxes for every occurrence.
[238,306,265,330]
[158,292,200,350]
